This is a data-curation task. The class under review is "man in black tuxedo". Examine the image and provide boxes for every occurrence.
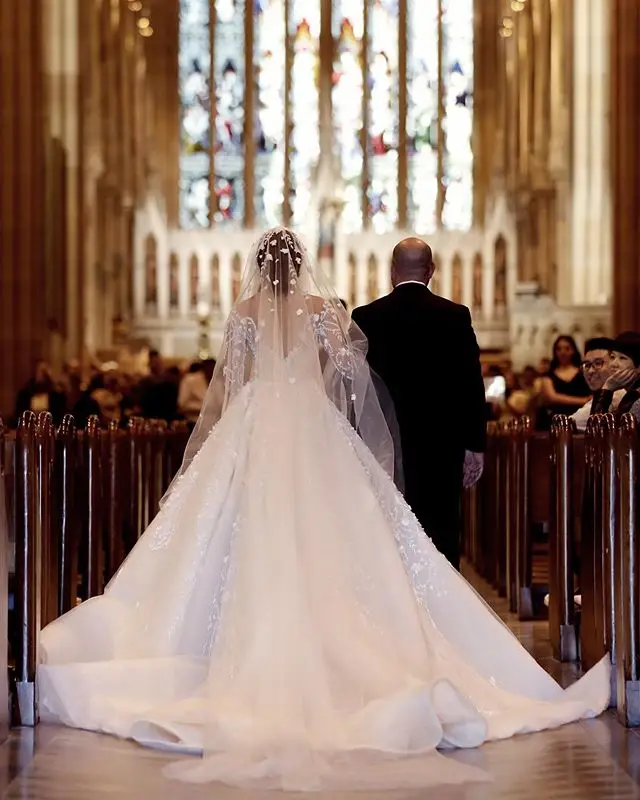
[352,238,486,570]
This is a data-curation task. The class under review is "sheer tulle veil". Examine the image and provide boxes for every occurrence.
[36,231,610,795]
[162,226,402,504]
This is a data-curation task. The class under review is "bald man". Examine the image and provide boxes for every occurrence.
[352,238,486,570]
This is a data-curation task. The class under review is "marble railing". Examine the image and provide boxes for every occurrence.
[131,202,514,358]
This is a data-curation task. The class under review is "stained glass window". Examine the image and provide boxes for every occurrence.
[441,0,474,231]
[179,0,211,228]
[254,0,286,227]
[177,0,474,233]
[332,0,364,233]
[367,0,399,233]
[290,0,321,226]
[213,0,246,225]
[407,0,439,234]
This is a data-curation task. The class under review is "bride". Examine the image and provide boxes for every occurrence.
[38,227,609,792]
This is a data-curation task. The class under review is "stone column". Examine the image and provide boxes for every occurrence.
[0,0,48,416]
[43,0,82,362]
[473,0,500,225]
[611,0,640,332]
[570,0,611,307]
[549,0,572,305]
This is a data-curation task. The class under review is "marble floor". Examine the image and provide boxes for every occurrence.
[1,571,640,799]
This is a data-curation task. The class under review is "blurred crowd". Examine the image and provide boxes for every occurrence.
[10,351,216,430]
[10,331,640,433]
[485,332,640,430]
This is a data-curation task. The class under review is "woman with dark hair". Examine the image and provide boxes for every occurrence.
[537,335,590,429]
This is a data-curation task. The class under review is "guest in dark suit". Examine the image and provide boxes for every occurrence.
[352,238,486,570]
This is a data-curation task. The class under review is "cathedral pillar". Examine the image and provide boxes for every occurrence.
[43,0,82,364]
[548,0,572,305]
[78,0,103,357]
[145,0,180,226]
[473,0,500,224]
[611,0,640,333]
[0,0,48,415]
[529,0,555,297]
[570,0,611,307]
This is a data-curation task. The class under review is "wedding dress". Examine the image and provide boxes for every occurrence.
[38,228,609,792]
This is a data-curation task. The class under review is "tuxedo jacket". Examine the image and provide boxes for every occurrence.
[352,284,486,490]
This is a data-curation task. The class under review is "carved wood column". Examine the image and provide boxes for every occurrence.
[0,0,47,416]
[611,0,640,333]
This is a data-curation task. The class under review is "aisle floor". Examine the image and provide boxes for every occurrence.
[1,569,639,799]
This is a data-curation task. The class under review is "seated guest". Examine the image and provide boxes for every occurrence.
[536,335,591,430]
[14,359,66,425]
[178,362,209,423]
[571,337,619,430]
[90,370,124,425]
[139,349,178,421]
[502,365,539,420]
[592,331,640,418]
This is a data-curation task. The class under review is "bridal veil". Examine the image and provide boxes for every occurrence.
[162,226,402,504]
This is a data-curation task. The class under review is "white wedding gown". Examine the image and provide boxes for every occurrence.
[37,237,610,791]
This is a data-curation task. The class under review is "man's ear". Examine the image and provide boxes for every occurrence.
[427,262,436,283]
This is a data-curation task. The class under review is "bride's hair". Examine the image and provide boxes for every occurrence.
[256,227,303,295]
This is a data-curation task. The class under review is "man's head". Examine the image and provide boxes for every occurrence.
[582,337,616,391]
[391,238,434,288]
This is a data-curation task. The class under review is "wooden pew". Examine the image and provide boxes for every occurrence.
[463,419,550,621]
[7,411,194,726]
[0,421,10,742]
[13,412,41,725]
[581,416,617,676]
[579,414,618,709]
[513,417,534,619]
[83,416,104,599]
[54,415,79,615]
[127,417,146,545]
[37,413,57,629]
[104,422,126,582]
[548,416,579,662]
[615,414,640,725]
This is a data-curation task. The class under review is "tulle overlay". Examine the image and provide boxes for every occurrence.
[39,372,609,791]
[38,228,608,791]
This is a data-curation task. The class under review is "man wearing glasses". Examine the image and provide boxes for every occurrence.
[571,337,619,430]
[571,334,640,429]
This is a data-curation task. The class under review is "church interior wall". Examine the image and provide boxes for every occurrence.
[3,0,640,413]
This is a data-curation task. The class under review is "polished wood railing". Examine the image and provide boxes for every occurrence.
[463,412,640,725]
[4,408,640,729]
[2,411,190,726]
[0,421,10,742]
[464,418,550,621]
[615,415,640,726]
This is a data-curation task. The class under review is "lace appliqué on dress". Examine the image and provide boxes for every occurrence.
[223,310,258,393]
[311,302,357,380]
[332,408,450,603]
